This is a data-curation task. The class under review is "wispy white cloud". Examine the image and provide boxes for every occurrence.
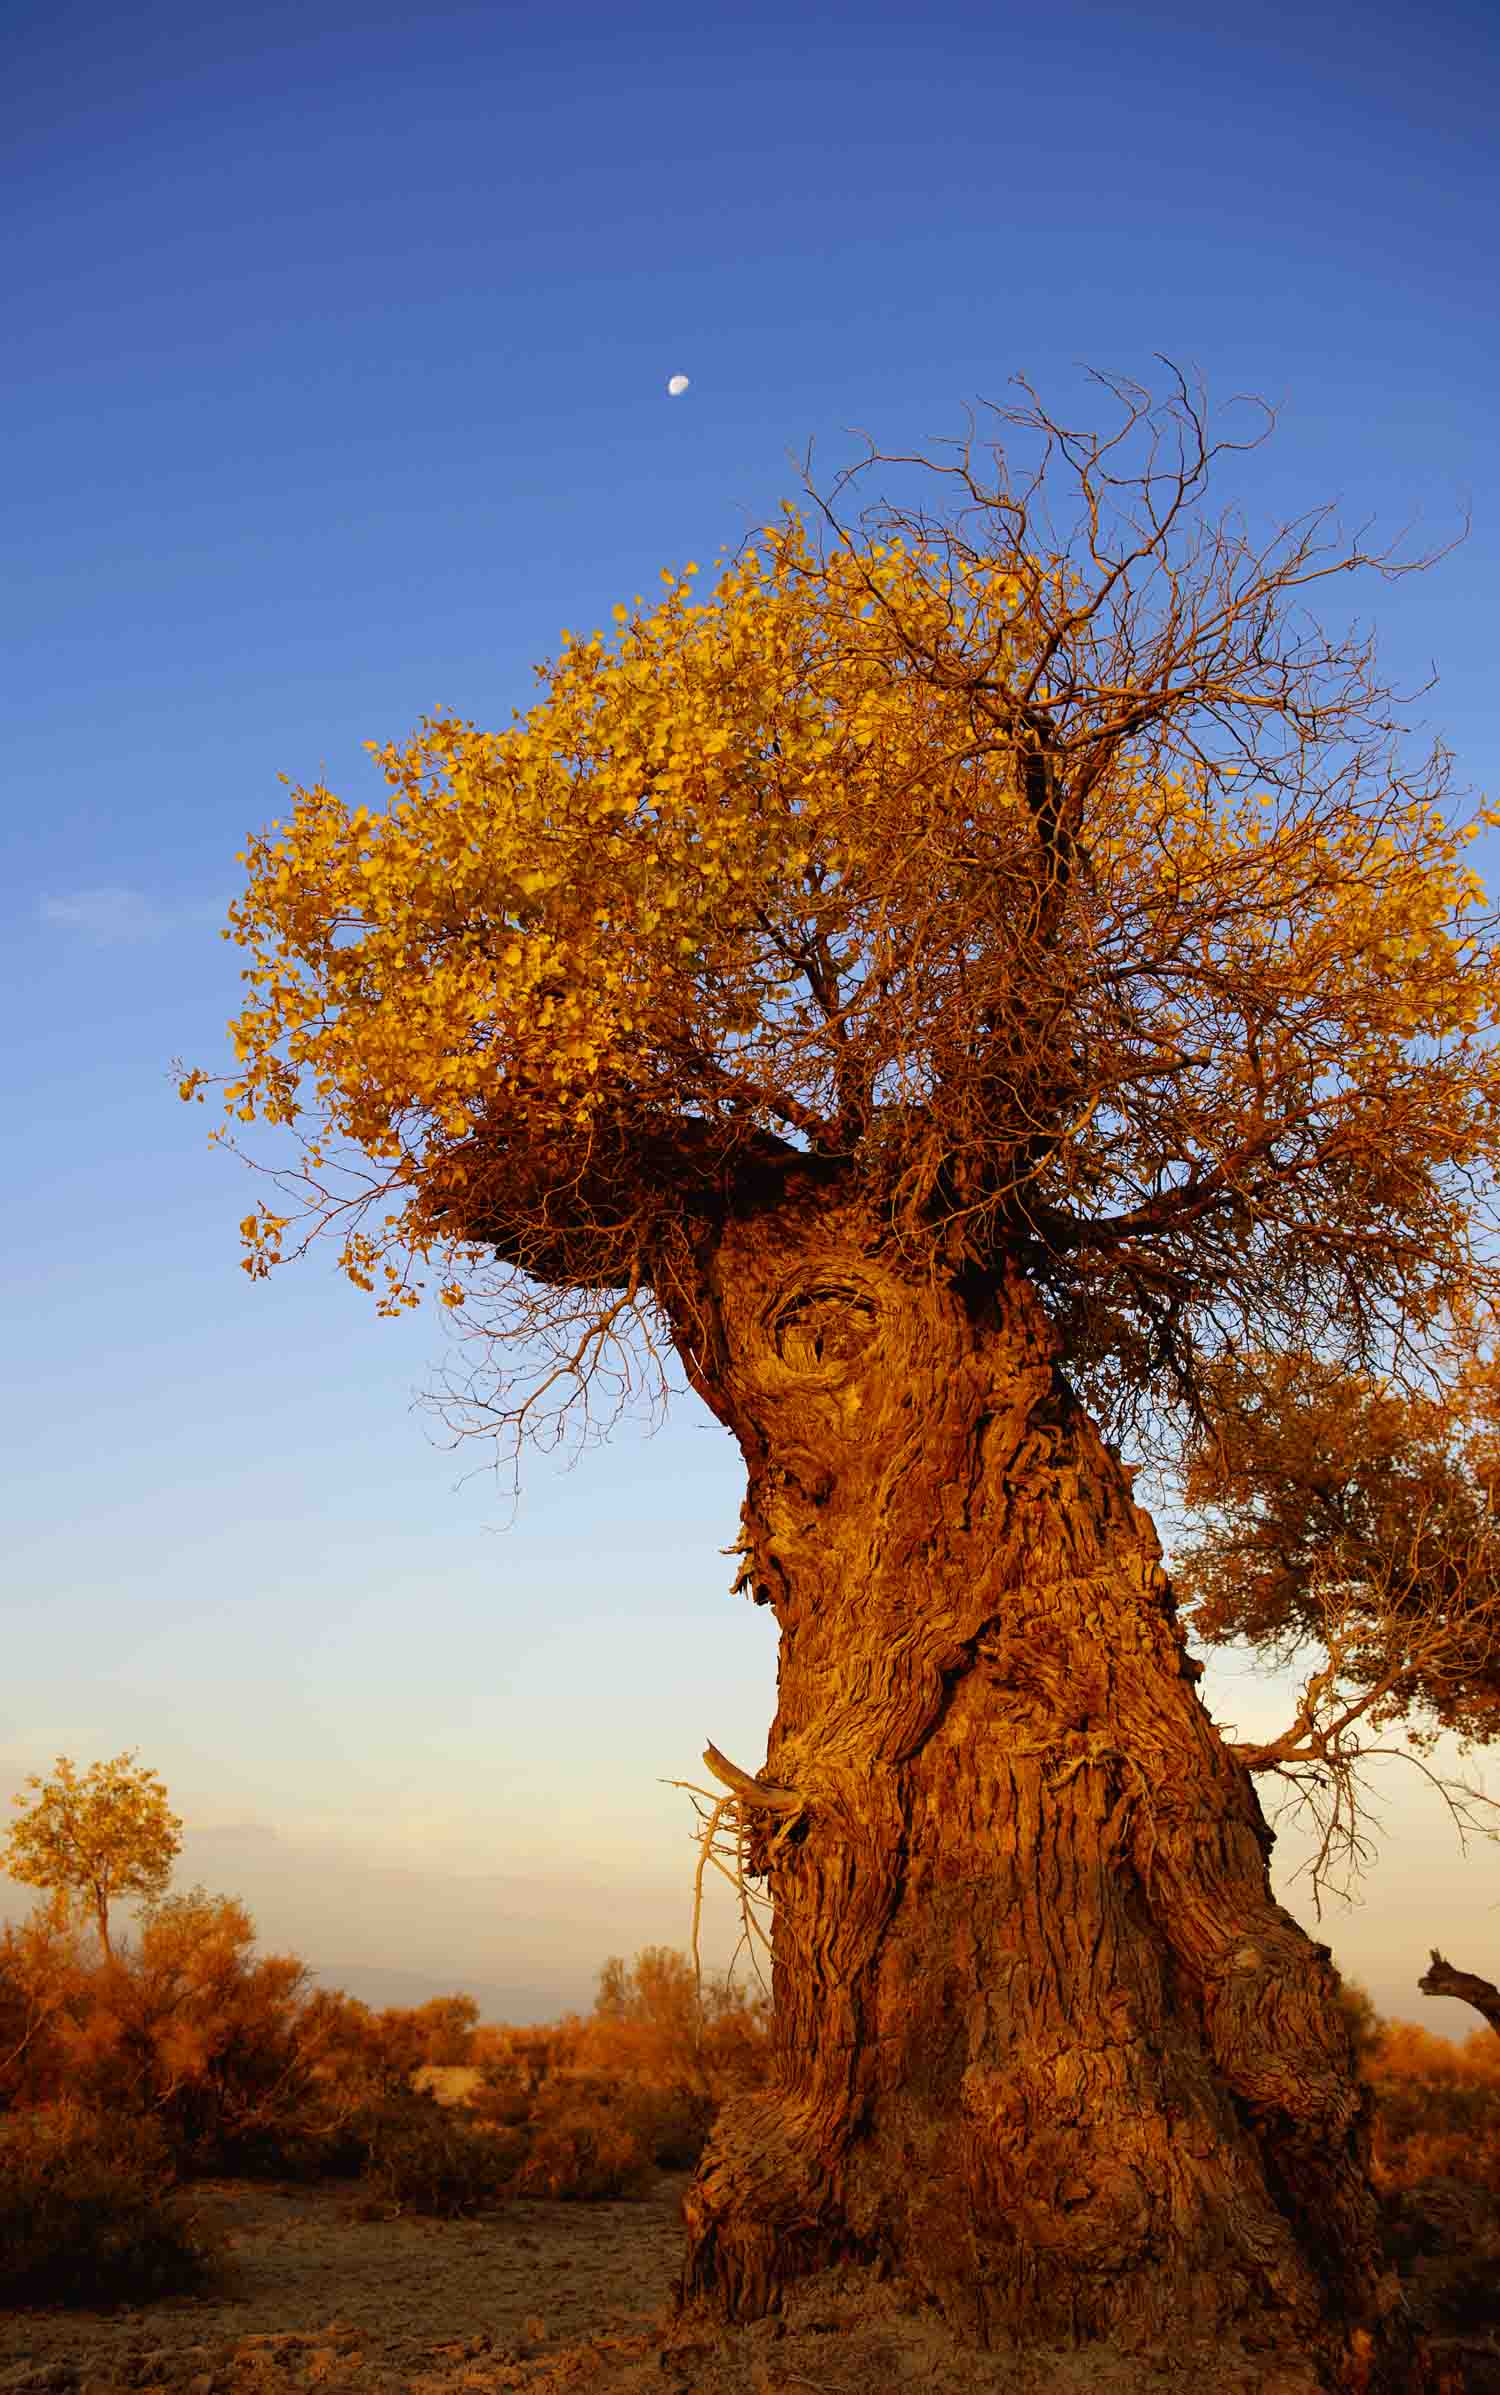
[37,887,225,941]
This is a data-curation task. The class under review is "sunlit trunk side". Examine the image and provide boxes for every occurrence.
[655,1173,1422,2390]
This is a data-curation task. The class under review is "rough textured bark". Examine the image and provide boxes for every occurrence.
[655,1171,1424,2390]
[1418,1950,1500,2040]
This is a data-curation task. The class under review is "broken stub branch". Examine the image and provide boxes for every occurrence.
[701,1742,803,1815]
[1418,1948,1500,2038]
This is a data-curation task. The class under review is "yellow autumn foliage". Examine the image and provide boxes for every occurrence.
[2,1753,183,1963]
[182,376,1500,1448]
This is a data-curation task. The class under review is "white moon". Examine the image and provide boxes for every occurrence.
[666,373,690,397]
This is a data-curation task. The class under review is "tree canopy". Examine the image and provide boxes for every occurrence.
[1162,1336,1500,1905]
[1176,1344,1500,1753]
[2,1752,183,1962]
[182,366,1500,1467]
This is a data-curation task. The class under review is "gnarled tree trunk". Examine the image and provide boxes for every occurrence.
[655,1175,1422,2390]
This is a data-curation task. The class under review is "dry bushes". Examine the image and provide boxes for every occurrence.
[572,1944,771,2104]
[6,1896,1500,2369]
[334,2082,528,2221]
[0,2100,229,2307]
[0,1893,774,2303]
[469,2018,582,2090]
[0,1886,345,2174]
[502,2073,658,2201]
[295,1985,483,2110]
[0,1888,96,2109]
[1341,1996,1500,2371]
[271,1942,774,2214]
[1380,2174,1500,2350]
[515,1946,771,2184]
[430,1948,773,2199]
[1367,2019,1500,2198]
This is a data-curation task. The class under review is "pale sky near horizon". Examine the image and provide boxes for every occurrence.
[4,0,1499,2041]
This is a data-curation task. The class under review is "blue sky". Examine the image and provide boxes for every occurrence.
[4,0,1498,2034]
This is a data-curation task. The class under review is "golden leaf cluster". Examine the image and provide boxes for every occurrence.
[2,1752,184,1942]
[181,373,1500,1439]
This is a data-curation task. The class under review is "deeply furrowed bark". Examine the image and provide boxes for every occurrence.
[653,1171,1424,2391]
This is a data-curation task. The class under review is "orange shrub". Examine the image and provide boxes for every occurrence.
[508,2078,654,2201]
[466,2064,535,2131]
[0,2099,228,2306]
[39,1891,333,2171]
[570,1946,772,2105]
[1370,2020,1500,2086]
[468,2019,582,2091]
[0,1892,96,2111]
[3,1911,772,2203]
[1364,2015,1500,2199]
[335,2084,524,2219]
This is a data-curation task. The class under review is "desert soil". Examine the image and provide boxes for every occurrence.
[1,2158,1440,2395]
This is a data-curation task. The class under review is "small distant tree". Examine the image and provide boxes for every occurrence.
[597,1945,702,2036]
[2,1753,183,1963]
[593,1955,630,2022]
[585,1947,771,2105]
[595,1945,767,2034]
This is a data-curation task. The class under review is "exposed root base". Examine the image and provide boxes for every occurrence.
[652,2259,1435,2395]
[677,2111,1434,2395]
[664,2260,1445,2395]
[675,2094,858,2322]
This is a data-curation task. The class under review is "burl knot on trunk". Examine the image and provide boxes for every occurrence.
[1417,1949,1500,2039]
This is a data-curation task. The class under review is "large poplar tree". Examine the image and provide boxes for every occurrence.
[183,368,1500,2388]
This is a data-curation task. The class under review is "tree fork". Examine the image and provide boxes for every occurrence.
[658,1183,1426,2389]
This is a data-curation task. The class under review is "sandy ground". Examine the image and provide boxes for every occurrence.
[0,2166,688,2395]
[7,2159,1480,2395]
